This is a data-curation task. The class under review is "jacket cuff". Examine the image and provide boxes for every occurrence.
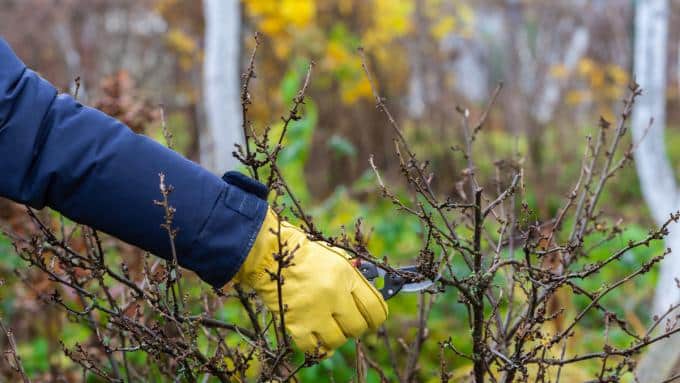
[189,172,269,288]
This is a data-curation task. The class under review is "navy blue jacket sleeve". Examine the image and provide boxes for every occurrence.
[0,38,268,288]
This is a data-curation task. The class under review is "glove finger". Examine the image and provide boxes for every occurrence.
[290,329,320,353]
[287,323,339,358]
[332,308,369,338]
[315,319,348,351]
[289,332,340,359]
[351,275,388,329]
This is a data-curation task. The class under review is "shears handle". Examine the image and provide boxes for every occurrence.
[354,260,407,300]
[355,259,379,279]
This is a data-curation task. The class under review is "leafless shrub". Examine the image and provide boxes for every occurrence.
[1,35,678,383]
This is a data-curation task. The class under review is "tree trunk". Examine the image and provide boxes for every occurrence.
[201,0,243,174]
[632,0,680,380]
[630,0,677,315]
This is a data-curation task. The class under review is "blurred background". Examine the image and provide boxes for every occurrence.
[1,0,679,381]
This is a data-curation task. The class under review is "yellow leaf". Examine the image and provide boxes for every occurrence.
[166,29,197,55]
[326,41,349,67]
[603,85,623,99]
[566,90,590,105]
[259,17,284,35]
[244,0,277,16]
[578,57,595,75]
[431,16,456,40]
[341,77,373,104]
[549,64,569,79]
[589,69,605,89]
[367,0,413,46]
[281,0,315,27]
[606,64,629,85]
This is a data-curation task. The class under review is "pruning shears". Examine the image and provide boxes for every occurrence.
[354,259,439,300]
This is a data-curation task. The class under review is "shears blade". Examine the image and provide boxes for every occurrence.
[355,260,438,300]
[400,279,435,293]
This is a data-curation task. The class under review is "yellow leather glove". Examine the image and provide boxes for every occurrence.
[232,208,388,354]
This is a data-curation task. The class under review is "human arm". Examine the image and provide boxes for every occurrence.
[0,37,387,352]
[0,37,266,287]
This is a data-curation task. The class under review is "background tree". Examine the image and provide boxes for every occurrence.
[631,0,677,317]
[201,0,244,173]
[630,0,680,380]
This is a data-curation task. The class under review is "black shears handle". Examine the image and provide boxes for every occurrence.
[355,260,410,300]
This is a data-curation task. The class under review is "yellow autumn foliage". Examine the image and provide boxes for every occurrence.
[242,0,478,106]
[566,89,591,105]
[431,16,457,40]
[578,57,596,75]
[568,57,631,115]
[341,76,372,104]
[363,0,413,48]
[426,2,475,39]
[166,28,198,70]
[606,64,629,85]
[244,0,316,40]
[326,40,350,65]
[280,0,315,27]
[589,68,606,88]
[549,64,569,79]
[166,29,196,54]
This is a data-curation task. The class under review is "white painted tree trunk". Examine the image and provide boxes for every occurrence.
[631,0,678,316]
[202,0,243,174]
[627,2,678,379]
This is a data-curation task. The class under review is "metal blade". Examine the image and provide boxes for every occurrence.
[397,264,440,293]
[400,279,435,293]
[356,260,438,298]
